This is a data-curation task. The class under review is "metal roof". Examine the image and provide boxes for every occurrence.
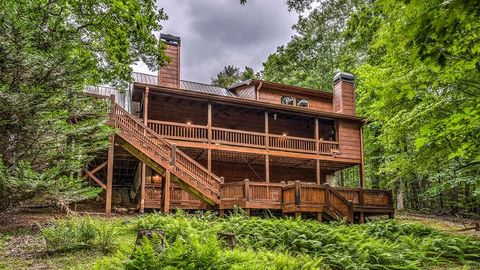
[180,80,237,97]
[132,72,236,97]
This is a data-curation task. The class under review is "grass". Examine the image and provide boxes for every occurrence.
[1,212,479,269]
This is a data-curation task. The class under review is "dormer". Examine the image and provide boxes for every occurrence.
[228,80,333,112]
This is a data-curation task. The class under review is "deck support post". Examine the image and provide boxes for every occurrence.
[359,212,365,224]
[207,102,212,173]
[265,155,270,182]
[316,213,322,222]
[105,134,114,217]
[219,209,225,217]
[139,86,150,214]
[315,118,321,184]
[163,170,171,213]
[139,162,146,213]
[264,111,270,182]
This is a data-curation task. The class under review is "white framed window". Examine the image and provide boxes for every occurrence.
[296,97,309,107]
[281,96,294,105]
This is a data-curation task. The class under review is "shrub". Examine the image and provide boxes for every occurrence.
[41,215,117,253]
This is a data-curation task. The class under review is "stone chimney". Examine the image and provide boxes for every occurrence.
[158,34,181,88]
[333,72,355,115]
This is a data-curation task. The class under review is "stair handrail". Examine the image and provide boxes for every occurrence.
[111,101,222,195]
[324,184,353,222]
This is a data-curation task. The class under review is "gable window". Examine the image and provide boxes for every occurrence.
[296,97,309,107]
[281,96,294,105]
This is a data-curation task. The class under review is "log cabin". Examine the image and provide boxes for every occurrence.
[84,34,394,223]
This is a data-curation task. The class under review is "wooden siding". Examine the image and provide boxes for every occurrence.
[338,120,362,162]
[258,87,332,112]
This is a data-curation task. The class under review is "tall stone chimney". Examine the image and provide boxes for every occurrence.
[333,72,355,115]
[158,34,181,88]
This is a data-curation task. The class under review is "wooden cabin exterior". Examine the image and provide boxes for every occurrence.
[84,34,393,223]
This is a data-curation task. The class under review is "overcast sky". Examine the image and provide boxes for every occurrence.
[133,0,298,84]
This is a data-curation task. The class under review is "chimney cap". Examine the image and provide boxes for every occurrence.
[160,33,181,45]
[333,72,355,84]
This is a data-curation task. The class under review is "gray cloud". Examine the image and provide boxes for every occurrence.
[133,0,297,84]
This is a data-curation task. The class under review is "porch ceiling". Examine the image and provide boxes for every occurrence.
[178,147,355,172]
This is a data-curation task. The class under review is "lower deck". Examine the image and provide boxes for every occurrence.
[144,180,393,223]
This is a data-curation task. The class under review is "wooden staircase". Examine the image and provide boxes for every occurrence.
[112,104,221,205]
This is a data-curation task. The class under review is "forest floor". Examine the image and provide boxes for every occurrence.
[0,207,479,269]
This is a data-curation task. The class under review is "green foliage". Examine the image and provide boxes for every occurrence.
[349,0,480,214]
[263,0,359,91]
[262,0,480,216]
[92,213,480,269]
[0,0,167,206]
[211,65,260,88]
[41,216,117,253]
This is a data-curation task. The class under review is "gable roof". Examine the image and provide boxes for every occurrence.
[132,72,236,97]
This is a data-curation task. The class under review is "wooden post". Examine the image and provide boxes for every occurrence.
[315,118,319,154]
[316,159,321,184]
[244,179,250,201]
[139,87,150,214]
[143,87,149,124]
[294,181,301,206]
[265,154,270,183]
[207,102,212,173]
[171,145,177,167]
[163,170,171,213]
[264,111,269,149]
[109,95,116,124]
[324,183,330,208]
[105,134,115,216]
[359,125,365,188]
[139,163,146,213]
[316,213,322,222]
[359,212,365,224]
[359,188,365,207]
[264,111,270,183]
[219,209,225,218]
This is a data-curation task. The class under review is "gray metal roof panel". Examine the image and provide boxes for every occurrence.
[132,72,237,97]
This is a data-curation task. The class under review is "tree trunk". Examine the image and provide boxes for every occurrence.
[396,179,405,211]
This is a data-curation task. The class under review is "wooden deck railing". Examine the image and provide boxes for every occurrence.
[144,180,391,222]
[333,187,393,209]
[212,127,266,148]
[148,120,208,142]
[282,182,353,222]
[221,180,283,204]
[269,135,316,153]
[114,104,221,204]
[146,120,340,155]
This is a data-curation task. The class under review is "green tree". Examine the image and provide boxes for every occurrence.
[0,0,168,209]
[349,0,480,214]
[266,0,480,216]
[263,0,358,91]
[211,65,258,88]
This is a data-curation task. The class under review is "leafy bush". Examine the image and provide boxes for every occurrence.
[94,213,480,269]
[41,216,117,253]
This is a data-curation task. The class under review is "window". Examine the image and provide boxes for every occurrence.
[281,96,294,105]
[296,97,309,107]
